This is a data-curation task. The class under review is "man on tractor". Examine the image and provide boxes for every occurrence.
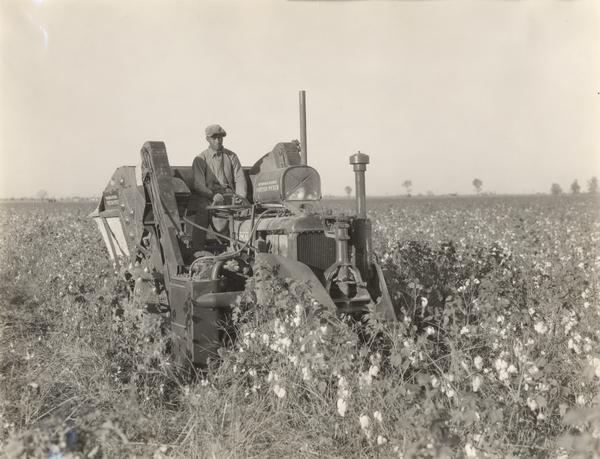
[189,124,248,251]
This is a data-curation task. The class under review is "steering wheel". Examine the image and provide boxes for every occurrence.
[206,192,251,214]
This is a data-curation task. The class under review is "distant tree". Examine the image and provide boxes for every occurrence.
[344,186,352,198]
[588,176,598,194]
[36,189,48,201]
[472,178,483,194]
[426,190,434,197]
[402,180,412,197]
[571,180,581,194]
[550,183,563,195]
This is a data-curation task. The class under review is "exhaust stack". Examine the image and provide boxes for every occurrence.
[349,151,369,218]
[299,90,307,165]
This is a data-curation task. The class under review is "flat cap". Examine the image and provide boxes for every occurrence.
[205,124,227,138]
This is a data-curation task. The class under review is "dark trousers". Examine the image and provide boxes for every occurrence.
[188,195,210,253]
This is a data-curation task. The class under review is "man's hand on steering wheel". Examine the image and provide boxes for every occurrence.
[210,190,249,208]
[212,193,225,205]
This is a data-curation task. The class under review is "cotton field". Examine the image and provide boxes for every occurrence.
[1,195,599,457]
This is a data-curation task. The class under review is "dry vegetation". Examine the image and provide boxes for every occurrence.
[1,195,599,458]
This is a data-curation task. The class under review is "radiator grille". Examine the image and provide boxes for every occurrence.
[297,232,336,273]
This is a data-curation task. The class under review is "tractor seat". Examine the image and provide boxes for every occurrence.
[172,166,194,192]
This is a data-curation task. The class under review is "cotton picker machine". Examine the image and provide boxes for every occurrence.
[91,91,396,367]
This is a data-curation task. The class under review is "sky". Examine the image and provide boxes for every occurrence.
[0,0,598,198]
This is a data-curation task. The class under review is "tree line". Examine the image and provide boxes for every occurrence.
[343,177,599,197]
[551,177,597,195]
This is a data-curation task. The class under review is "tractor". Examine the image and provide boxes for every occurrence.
[90,92,396,367]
